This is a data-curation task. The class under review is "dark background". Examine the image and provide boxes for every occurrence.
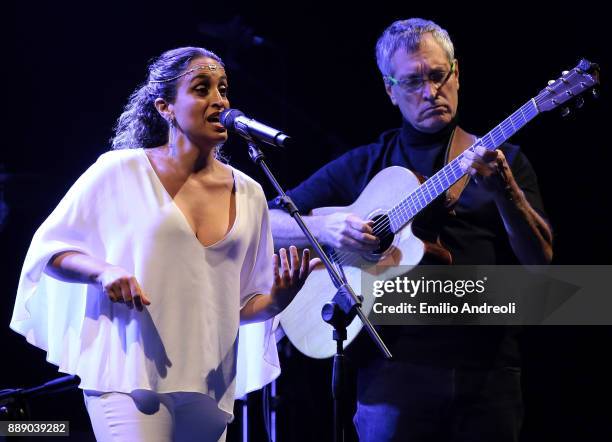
[3,1,611,441]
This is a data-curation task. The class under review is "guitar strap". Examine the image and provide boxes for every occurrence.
[443,126,477,208]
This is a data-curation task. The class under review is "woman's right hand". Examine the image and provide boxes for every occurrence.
[96,265,152,311]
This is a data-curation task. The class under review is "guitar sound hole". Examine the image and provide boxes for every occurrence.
[371,214,394,255]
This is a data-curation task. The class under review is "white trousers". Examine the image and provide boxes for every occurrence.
[83,389,228,442]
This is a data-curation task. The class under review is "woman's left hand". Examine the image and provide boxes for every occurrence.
[270,246,321,311]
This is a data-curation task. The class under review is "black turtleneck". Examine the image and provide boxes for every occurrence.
[399,118,458,179]
[401,115,457,145]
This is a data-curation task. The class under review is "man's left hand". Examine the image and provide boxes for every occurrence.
[460,145,516,198]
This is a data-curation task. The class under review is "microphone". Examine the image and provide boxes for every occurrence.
[220,109,292,147]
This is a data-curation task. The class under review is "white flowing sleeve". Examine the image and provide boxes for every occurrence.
[9,152,116,372]
[235,185,281,398]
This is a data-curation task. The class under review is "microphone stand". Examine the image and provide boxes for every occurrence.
[245,139,392,442]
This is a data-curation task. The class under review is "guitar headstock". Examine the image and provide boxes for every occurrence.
[536,59,600,113]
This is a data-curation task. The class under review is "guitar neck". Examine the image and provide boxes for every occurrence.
[388,98,540,232]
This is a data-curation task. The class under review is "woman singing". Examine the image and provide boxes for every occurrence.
[10,46,315,441]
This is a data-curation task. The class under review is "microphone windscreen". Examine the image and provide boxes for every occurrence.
[220,109,244,130]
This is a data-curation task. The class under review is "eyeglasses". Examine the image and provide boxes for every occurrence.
[385,62,455,93]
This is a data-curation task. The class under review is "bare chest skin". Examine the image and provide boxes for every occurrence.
[145,149,236,247]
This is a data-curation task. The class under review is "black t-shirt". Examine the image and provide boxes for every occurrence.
[270,120,548,367]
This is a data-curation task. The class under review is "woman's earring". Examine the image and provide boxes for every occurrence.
[167,115,176,151]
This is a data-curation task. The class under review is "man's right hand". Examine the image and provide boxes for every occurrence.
[319,213,380,253]
[96,265,152,311]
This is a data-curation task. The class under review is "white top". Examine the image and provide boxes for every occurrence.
[10,148,280,421]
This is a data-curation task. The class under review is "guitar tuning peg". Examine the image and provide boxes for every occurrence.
[562,70,569,76]
[576,96,585,108]
[592,88,600,99]
[547,80,555,85]
[560,107,571,117]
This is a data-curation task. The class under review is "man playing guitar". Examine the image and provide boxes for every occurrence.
[270,18,553,442]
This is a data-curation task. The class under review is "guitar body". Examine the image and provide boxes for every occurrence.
[279,166,428,359]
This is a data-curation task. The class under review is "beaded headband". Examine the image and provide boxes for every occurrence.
[149,63,225,84]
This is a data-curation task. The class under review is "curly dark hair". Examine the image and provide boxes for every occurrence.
[111,47,224,150]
